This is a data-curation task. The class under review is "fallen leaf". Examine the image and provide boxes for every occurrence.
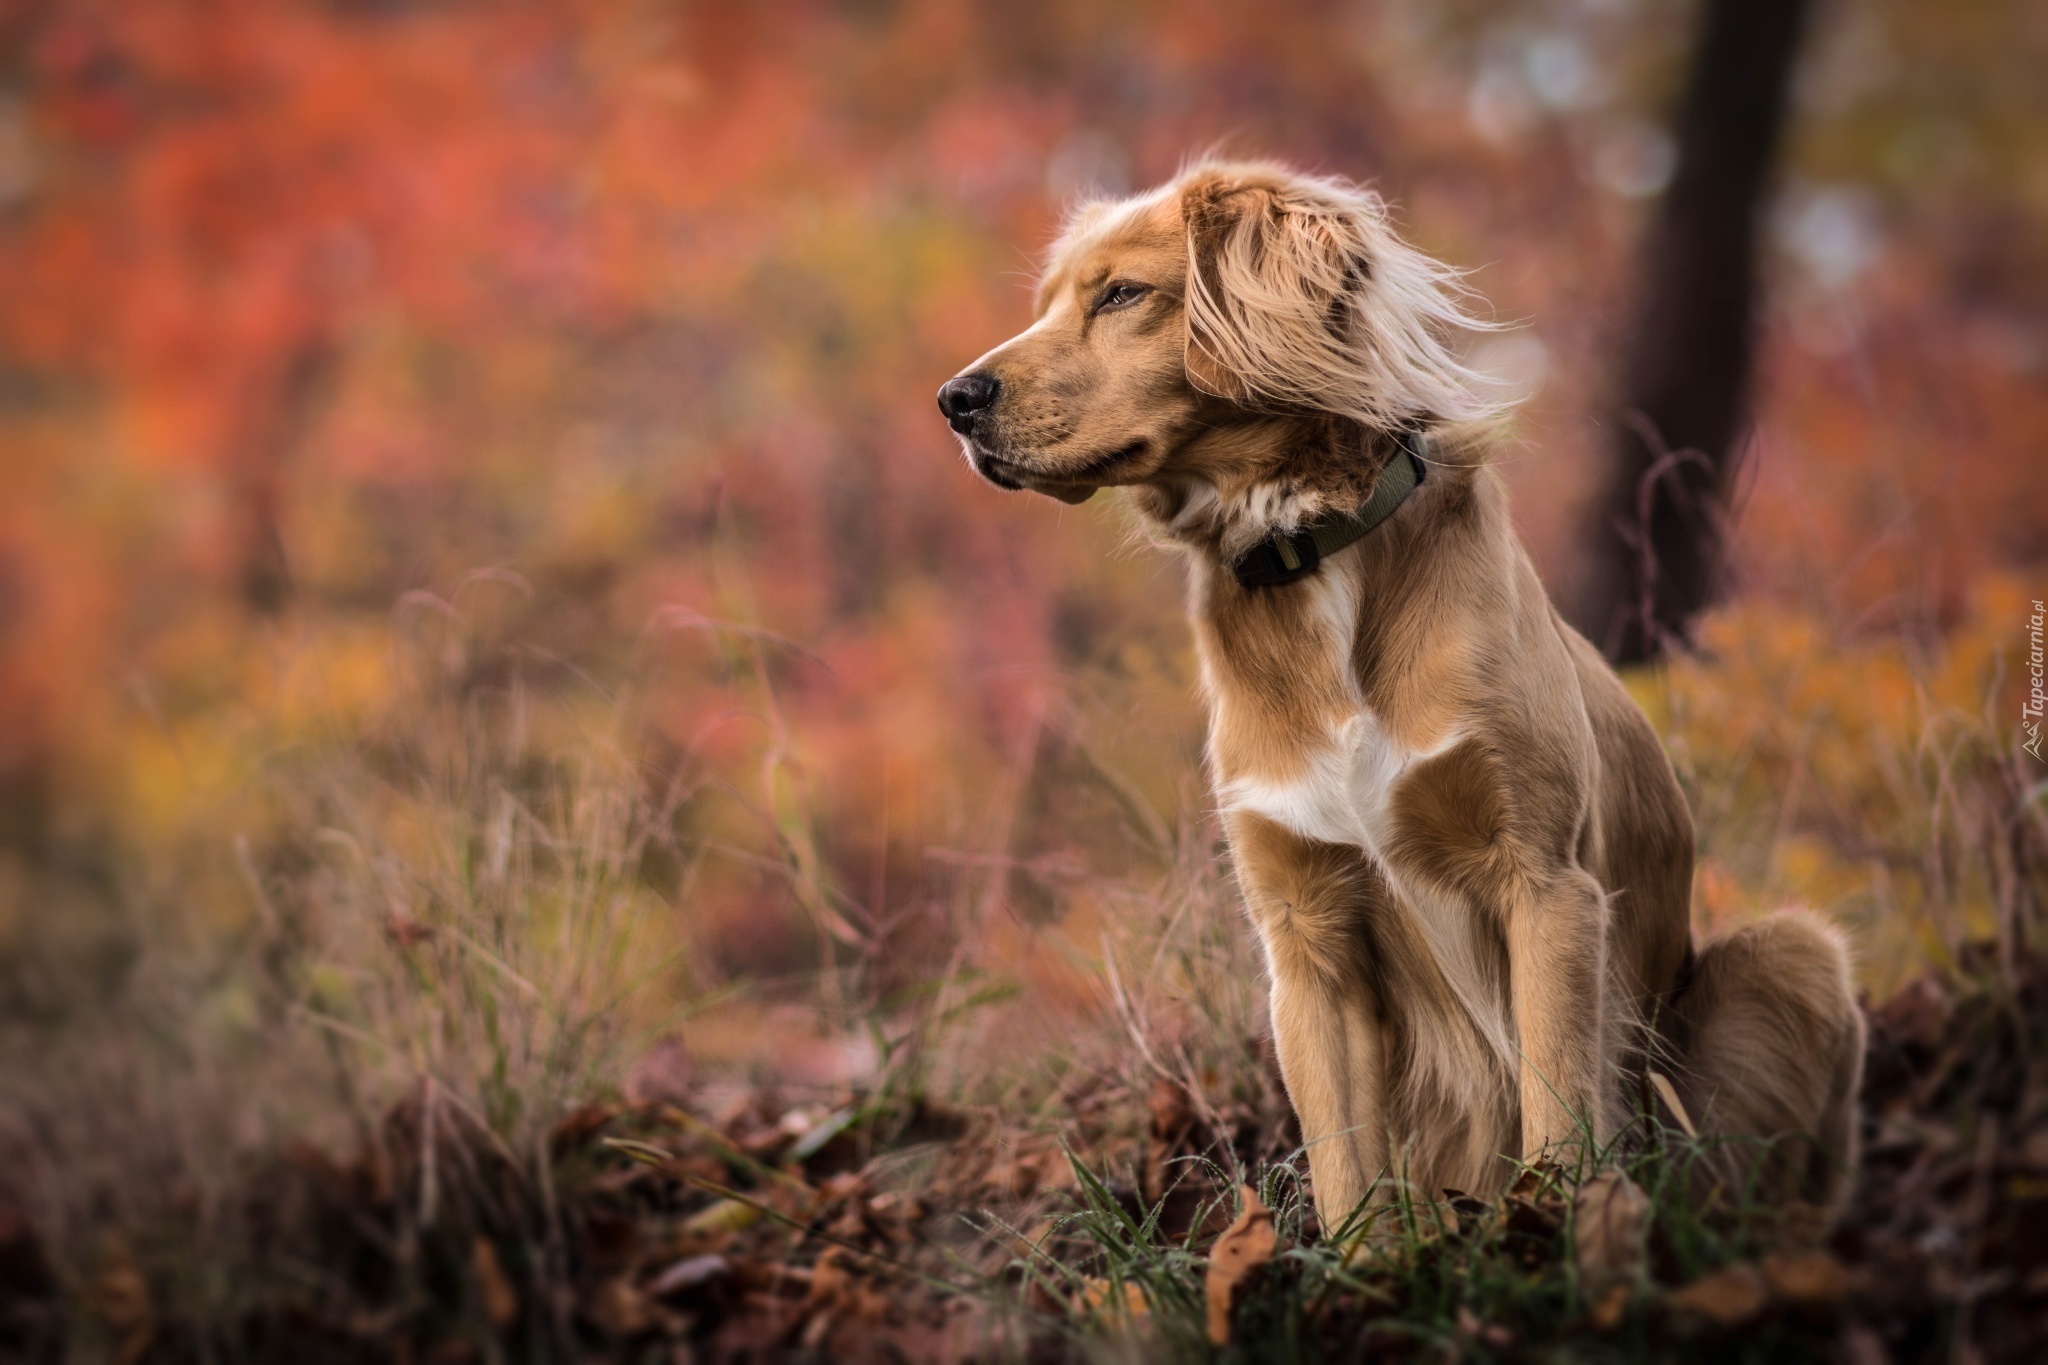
[1574,1169,1649,1297]
[851,1283,894,1324]
[1077,1277,1150,1319]
[1665,1262,1770,1329]
[827,1198,870,1242]
[1587,1281,1631,1332]
[648,1253,729,1298]
[1012,1218,1057,1257]
[472,1237,518,1329]
[1444,1189,1493,1239]
[89,1239,154,1365]
[1148,1078,1193,1139]
[1762,1248,1849,1307]
[90,1238,151,1330]
[808,1248,853,1306]
[747,1261,814,1293]
[790,1105,860,1162]
[986,1153,1045,1199]
[863,1187,907,1212]
[683,1198,763,1238]
[799,1307,836,1352]
[1205,1184,1277,1345]
[581,1277,655,1338]
[1144,1078,1195,1201]
[820,1171,869,1203]
[1646,1070,1699,1139]
[1038,1152,1081,1192]
[868,1190,927,1243]
[1506,1159,1568,1204]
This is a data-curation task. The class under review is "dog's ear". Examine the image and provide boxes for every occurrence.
[1179,165,1502,428]
[1180,179,1311,404]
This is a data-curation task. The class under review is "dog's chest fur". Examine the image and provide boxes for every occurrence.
[1219,709,1462,855]
[1200,558,1459,857]
[1196,556,1520,1083]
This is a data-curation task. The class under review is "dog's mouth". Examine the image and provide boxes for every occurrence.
[968,440,1149,505]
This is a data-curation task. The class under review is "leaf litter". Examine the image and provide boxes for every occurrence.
[4,947,2047,1361]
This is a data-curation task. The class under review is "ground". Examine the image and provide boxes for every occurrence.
[7,940,2043,1363]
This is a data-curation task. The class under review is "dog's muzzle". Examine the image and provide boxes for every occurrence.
[937,373,999,436]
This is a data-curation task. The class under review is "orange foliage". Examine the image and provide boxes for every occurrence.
[0,0,2041,981]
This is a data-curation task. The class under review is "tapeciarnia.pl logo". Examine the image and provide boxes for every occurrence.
[2026,598,2045,761]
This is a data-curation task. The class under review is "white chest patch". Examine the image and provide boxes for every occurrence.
[1219,710,1464,858]
[1208,564,1460,856]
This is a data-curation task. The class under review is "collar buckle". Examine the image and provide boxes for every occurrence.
[1234,527,1321,588]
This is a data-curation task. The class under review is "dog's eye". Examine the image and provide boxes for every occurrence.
[1095,282,1150,313]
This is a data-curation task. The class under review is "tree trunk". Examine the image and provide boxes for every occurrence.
[237,339,334,615]
[1571,0,1814,663]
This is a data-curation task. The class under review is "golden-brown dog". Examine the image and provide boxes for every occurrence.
[940,161,1865,1223]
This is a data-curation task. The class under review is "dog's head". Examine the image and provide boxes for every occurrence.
[939,161,1501,507]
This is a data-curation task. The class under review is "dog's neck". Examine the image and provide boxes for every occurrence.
[1129,413,1423,563]
[1166,419,1498,776]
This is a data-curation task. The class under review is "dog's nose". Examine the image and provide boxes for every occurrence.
[937,373,1000,433]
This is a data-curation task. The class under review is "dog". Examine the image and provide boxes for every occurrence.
[939,160,1865,1224]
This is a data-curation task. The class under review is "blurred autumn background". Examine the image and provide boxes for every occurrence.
[0,1,2044,1361]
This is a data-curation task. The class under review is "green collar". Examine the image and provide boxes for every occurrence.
[1231,430,1429,588]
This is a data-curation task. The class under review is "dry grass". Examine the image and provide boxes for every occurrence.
[0,573,2043,1362]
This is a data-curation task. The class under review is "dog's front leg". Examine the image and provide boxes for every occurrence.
[1266,952,1388,1228]
[1228,814,1389,1228]
[1508,868,1611,1159]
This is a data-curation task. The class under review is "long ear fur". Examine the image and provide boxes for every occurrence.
[1180,162,1507,427]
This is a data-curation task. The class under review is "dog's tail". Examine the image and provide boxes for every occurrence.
[1662,910,1865,1212]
